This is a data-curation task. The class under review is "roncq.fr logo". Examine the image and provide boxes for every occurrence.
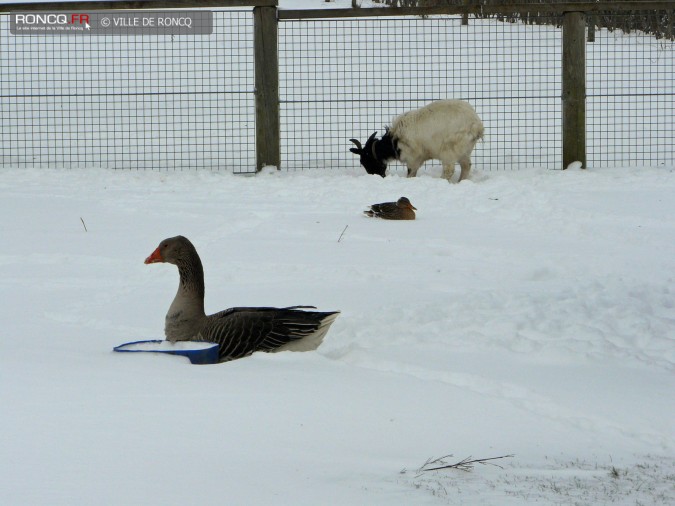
[14,13,91,28]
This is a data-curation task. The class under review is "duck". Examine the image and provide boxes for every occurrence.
[364,197,417,220]
[144,236,340,363]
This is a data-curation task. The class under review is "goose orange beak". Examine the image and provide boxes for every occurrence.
[144,247,163,264]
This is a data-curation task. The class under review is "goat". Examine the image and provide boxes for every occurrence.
[350,100,484,182]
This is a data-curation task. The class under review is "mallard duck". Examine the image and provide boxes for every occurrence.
[364,197,417,220]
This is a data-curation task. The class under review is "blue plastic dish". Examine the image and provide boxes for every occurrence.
[114,340,220,365]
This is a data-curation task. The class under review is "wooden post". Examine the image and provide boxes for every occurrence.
[254,5,280,171]
[587,15,596,42]
[562,11,586,169]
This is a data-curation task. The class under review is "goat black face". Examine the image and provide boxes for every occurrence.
[349,132,387,177]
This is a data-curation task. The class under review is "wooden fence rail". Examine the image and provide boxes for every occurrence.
[277,2,674,20]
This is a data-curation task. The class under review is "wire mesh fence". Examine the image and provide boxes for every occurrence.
[0,10,255,172]
[587,17,674,168]
[279,15,562,174]
[0,7,673,173]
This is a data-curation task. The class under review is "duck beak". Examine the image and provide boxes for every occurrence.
[144,247,163,264]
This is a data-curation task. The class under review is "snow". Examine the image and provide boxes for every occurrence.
[1,163,673,505]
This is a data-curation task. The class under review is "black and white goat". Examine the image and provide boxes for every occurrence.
[350,100,484,182]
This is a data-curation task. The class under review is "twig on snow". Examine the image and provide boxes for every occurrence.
[80,217,88,232]
[416,454,514,476]
[337,224,348,242]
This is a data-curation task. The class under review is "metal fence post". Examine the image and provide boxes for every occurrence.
[254,5,280,171]
[562,11,586,169]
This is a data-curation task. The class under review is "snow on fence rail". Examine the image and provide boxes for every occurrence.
[0,1,672,172]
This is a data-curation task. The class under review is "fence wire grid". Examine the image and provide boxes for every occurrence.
[279,15,562,174]
[587,17,674,168]
[0,9,673,172]
[0,10,255,172]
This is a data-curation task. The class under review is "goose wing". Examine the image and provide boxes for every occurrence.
[201,306,338,362]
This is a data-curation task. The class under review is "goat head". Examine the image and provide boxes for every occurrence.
[349,132,387,177]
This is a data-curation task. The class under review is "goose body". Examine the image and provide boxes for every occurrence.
[364,197,417,220]
[145,236,340,363]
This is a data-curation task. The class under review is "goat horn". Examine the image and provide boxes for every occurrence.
[349,138,362,150]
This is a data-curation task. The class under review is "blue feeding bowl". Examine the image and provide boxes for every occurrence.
[114,340,220,365]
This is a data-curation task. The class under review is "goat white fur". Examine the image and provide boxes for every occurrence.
[388,100,483,182]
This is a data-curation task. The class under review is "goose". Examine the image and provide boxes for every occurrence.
[364,197,417,220]
[144,236,340,363]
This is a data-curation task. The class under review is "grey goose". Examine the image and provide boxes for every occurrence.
[144,236,340,363]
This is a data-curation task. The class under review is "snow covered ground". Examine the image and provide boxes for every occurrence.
[1,163,673,505]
